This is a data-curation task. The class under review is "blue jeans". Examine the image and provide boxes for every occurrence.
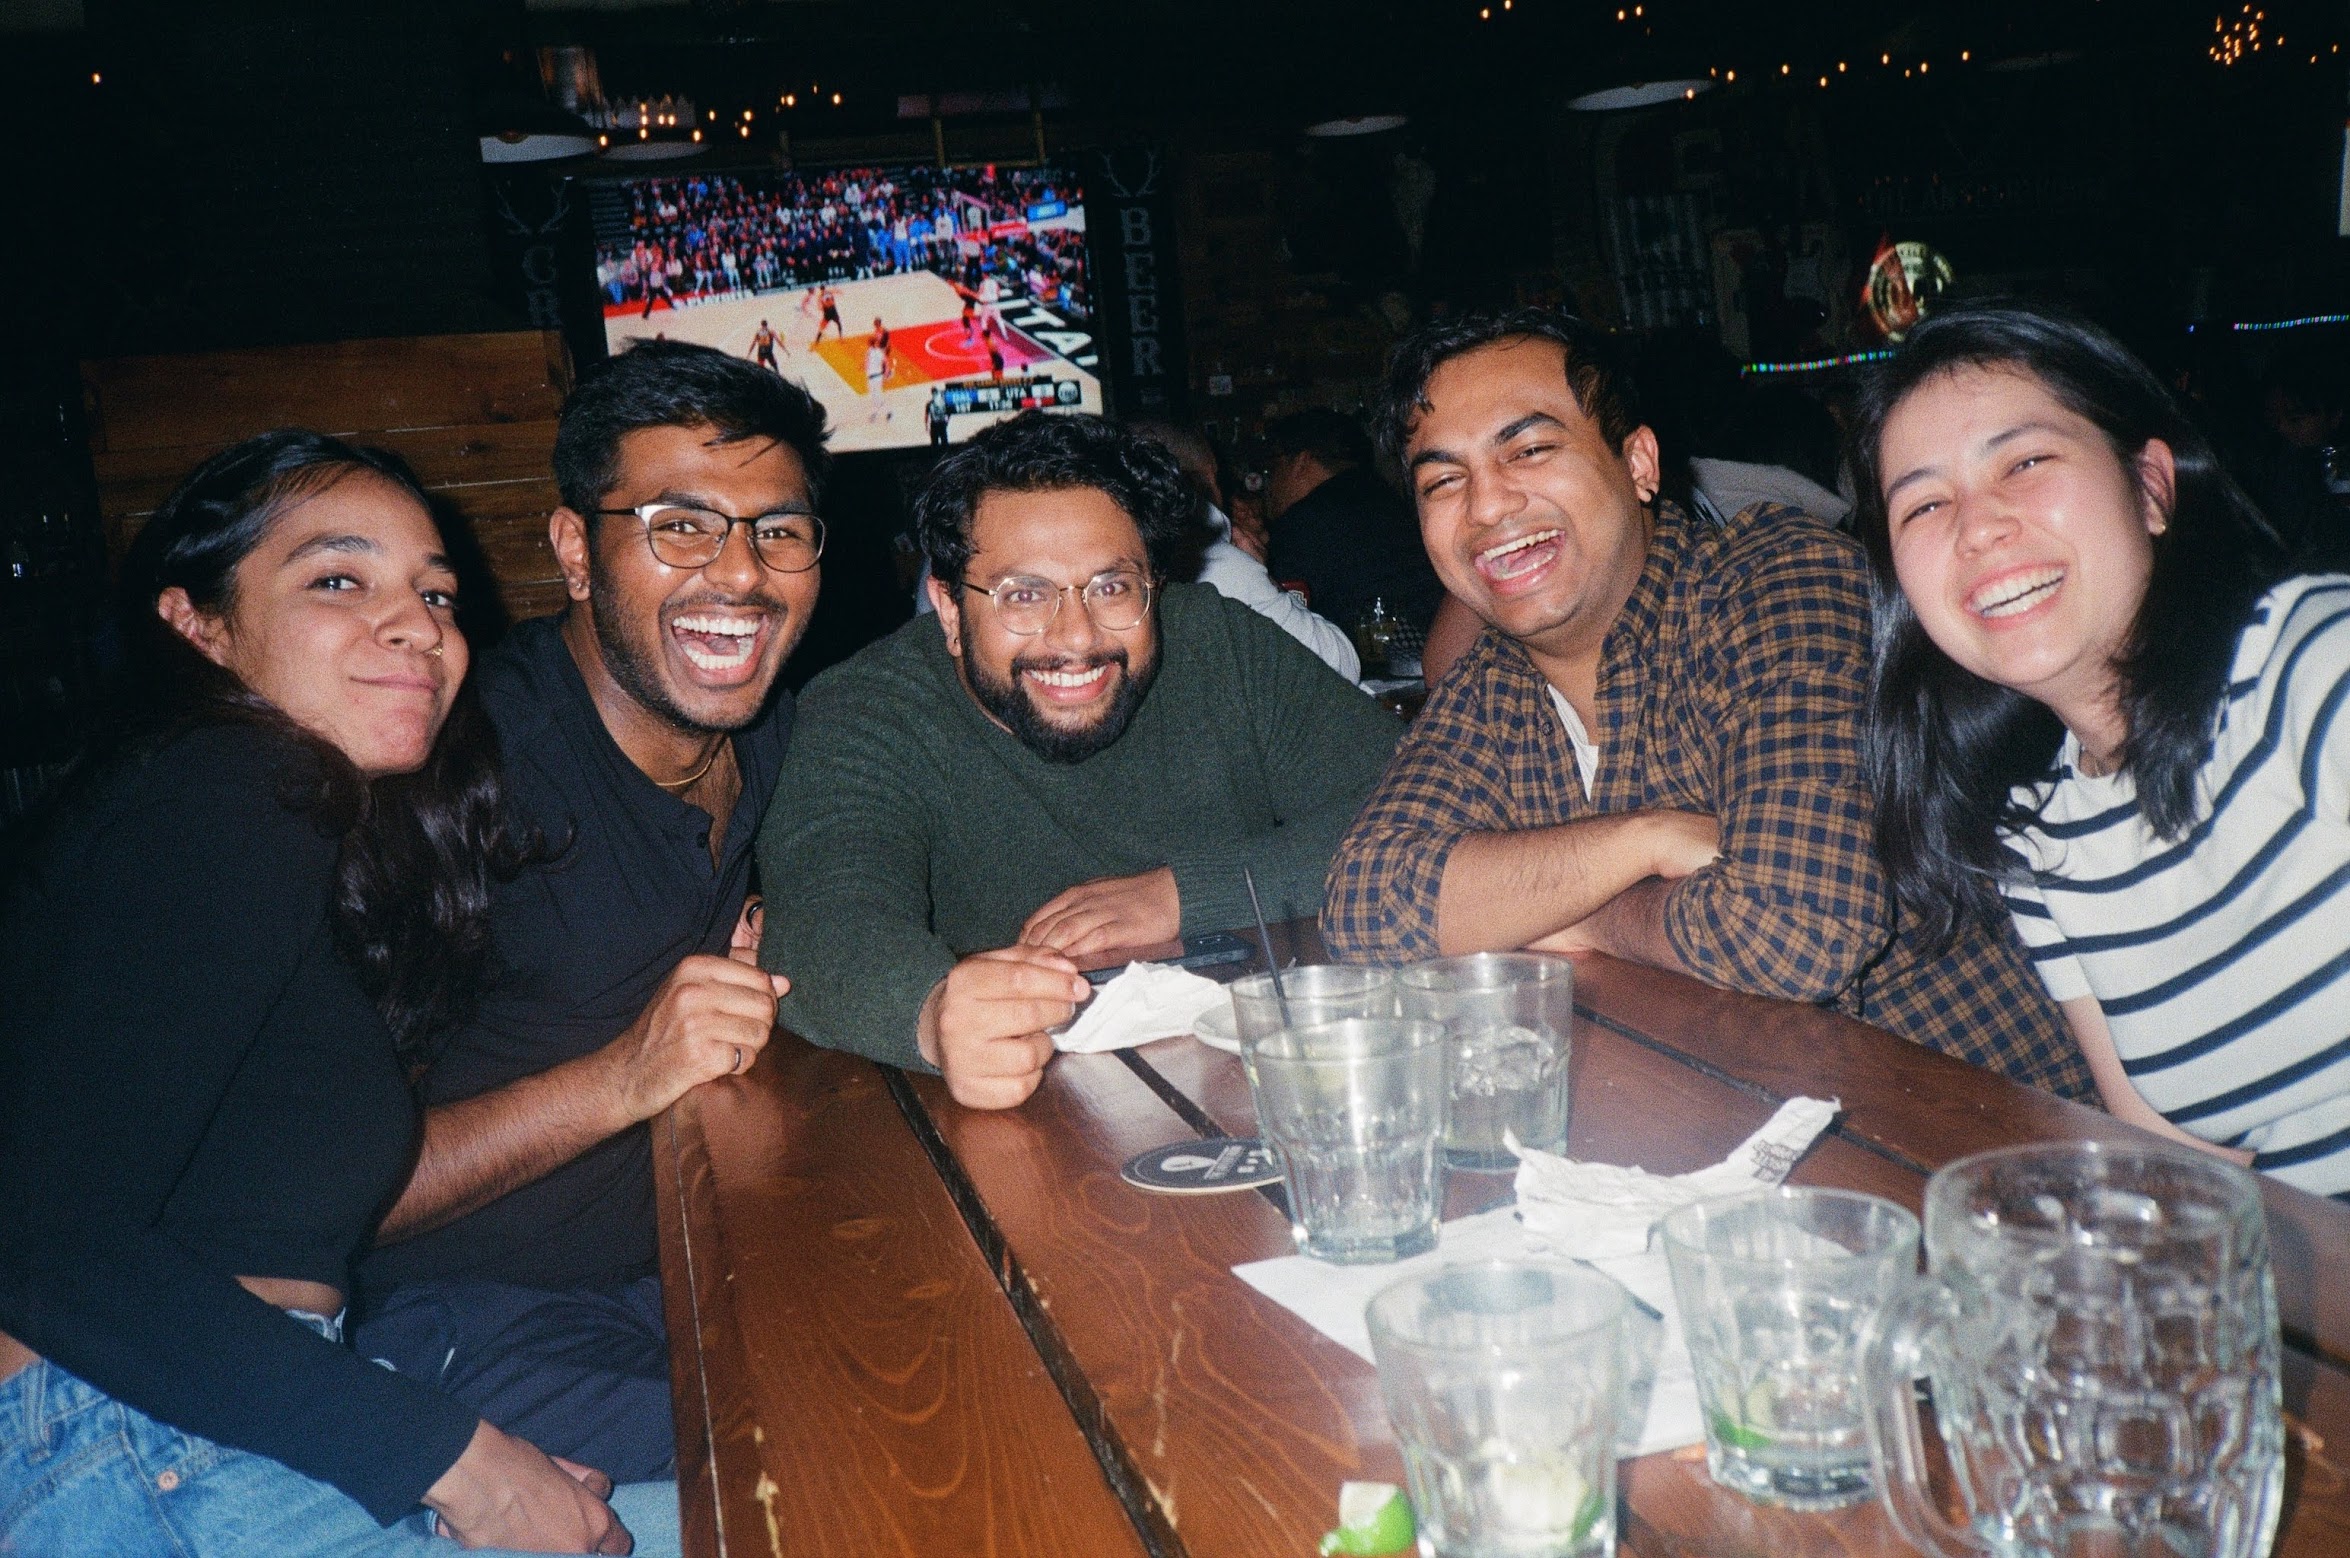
[0,1342,679,1556]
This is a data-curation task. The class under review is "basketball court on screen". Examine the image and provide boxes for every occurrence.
[604,269,1101,452]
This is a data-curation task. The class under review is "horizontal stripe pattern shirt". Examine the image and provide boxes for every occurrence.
[2003,575,2350,1196]
[1326,499,2089,1098]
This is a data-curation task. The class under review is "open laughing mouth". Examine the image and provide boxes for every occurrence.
[1020,659,1116,706]
[670,611,769,680]
[1968,566,2064,620]
[1475,529,1565,588]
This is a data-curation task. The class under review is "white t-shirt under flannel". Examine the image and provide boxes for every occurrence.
[2002,576,2350,1196]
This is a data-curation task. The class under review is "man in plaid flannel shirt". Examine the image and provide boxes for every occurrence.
[1322,311,2091,1098]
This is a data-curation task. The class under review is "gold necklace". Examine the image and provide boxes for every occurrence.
[653,740,725,791]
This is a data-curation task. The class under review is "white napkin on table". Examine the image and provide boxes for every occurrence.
[1227,1096,1840,1461]
[1054,961,1230,1054]
[1233,1204,1701,1457]
[1513,1095,1841,1260]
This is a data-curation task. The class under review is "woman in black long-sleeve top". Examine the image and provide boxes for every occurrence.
[0,434,650,1555]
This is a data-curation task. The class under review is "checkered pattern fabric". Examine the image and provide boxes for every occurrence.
[1324,500,2093,1100]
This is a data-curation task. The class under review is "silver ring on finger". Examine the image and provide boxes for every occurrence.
[732,1044,747,1074]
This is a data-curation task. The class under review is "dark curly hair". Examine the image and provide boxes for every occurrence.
[1852,303,2289,947]
[915,411,1206,589]
[1375,308,1643,468]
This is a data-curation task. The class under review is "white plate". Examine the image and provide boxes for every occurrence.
[1192,1002,1241,1054]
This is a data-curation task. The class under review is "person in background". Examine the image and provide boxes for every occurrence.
[1856,303,2350,1195]
[1263,407,1443,636]
[1324,309,2089,1100]
[1130,419,1361,681]
[2254,341,2349,564]
[0,432,666,1553]
[760,412,1400,1109]
[1220,455,1276,562]
[1689,383,1852,530]
[354,341,825,1488]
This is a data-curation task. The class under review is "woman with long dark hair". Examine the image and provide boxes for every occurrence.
[1854,303,2350,1196]
[0,432,665,1552]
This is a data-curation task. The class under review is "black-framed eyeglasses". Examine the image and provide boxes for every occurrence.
[595,502,825,574]
[958,568,1154,636]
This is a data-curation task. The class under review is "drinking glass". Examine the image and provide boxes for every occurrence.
[1395,953,1574,1171]
[1227,965,1395,1045]
[1367,1261,1630,1558]
[1861,1142,2284,1558]
[1660,1187,1920,1510]
[1240,1017,1447,1263]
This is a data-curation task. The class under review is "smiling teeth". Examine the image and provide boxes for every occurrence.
[1027,666,1107,687]
[1479,530,1562,564]
[1478,530,1563,578]
[674,614,760,637]
[1972,568,2064,618]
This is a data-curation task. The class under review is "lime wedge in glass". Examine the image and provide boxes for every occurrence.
[1710,1381,1776,1456]
[1319,1481,1417,1556]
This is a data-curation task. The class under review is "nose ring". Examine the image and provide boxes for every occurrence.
[427,644,444,658]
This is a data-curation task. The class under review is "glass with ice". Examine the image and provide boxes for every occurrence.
[1240,1017,1447,1264]
[1660,1187,1919,1510]
[1395,953,1573,1171]
[1366,1261,1630,1558]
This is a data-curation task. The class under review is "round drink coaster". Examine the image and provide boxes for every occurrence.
[1120,1137,1281,1194]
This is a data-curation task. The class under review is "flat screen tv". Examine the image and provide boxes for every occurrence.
[591,163,1101,454]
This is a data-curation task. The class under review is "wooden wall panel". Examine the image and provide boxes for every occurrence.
[82,331,572,624]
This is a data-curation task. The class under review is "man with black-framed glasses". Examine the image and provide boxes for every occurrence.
[353,341,831,1491]
[758,412,1402,1109]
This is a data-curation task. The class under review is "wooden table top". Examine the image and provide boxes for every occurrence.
[656,924,2350,1557]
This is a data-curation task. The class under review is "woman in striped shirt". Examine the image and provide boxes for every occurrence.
[1854,303,2350,1198]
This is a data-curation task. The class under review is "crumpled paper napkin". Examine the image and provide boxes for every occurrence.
[1513,1096,1841,1259]
[1054,961,1231,1054]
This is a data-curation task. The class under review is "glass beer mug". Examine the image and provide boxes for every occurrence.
[1861,1142,2284,1558]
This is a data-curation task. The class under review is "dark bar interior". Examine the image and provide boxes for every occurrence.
[2,4,2346,1557]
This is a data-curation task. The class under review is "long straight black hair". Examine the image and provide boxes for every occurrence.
[1851,304,2289,946]
[109,430,530,1064]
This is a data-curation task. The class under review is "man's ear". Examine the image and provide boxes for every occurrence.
[550,508,594,604]
[156,587,231,666]
[1621,425,1664,505]
[926,574,964,659]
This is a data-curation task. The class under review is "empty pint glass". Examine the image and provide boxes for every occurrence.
[1396,953,1574,1171]
[1860,1142,2284,1558]
[1367,1261,1630,1558]
[1241,1018,1447,1263]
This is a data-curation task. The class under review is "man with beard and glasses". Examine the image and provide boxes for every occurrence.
[352,341,827,1486]
[758,412,1401,1108]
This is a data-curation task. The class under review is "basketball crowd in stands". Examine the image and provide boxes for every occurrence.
[596,166,1091,324]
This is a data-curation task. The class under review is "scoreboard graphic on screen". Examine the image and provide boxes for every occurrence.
[940,376,1083,415]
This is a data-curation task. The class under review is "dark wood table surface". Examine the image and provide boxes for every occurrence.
[656,924,2350,1557]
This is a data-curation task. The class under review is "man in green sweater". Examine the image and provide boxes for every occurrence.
[759,412,1402,1107]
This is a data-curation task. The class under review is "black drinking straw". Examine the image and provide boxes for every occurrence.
[1241,866,1291,1025]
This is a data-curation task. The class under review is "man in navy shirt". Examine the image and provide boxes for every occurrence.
[354,341,828,1483]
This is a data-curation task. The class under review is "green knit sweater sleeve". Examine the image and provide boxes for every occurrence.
[758,649,955,1071]
[1163,590,1404,933]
